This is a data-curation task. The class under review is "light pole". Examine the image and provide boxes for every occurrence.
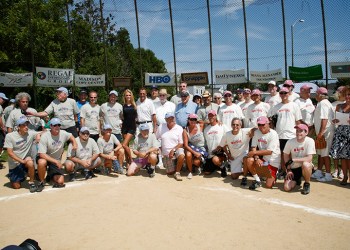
[291,19,304,66]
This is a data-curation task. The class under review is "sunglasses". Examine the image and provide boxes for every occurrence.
[283,85,292,87]
[280,92,288,95]
[189,118,197,121]
[258,124,265,127]
[89,97,97,99]
[224,94,232,97]
[214,97,221,100]
[51,124,61,127]
[81,132,90,135]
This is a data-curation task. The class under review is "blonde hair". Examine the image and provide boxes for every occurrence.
[123,89,137,109]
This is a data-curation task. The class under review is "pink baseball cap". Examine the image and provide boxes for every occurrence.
[316,87,328,95]
[300,84,313,90]
[243,88,251,94]
[295,124,309,133]
[223,90,232,96]
[284,80,294,86]
[188,114,198,119]
[208,110,217,116]
[251,89,261,95]
[279,87,290,93]
[257,116,269,125]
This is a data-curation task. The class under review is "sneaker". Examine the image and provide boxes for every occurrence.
[221,166,227,177]
[338,169,344,179]
[240,177,248,188]
[332,169,338,178]
[29,183,37,193]
[174,172,183,181]
[84,170,92,180]
[196,167,202,176]
[277,170,286,180]
[311,169,323,179]
[69,173,76,182]
[52,183,65,188]
[104,167,110,175]
[147,167,155,178]
[90,171,97,178]
[187,172,193,179]
[36,182,45,192]
[317,173,332,182]
[249,181,262,190]
[301,182,310,195]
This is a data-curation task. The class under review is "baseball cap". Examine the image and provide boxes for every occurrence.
[80,127,89,133]
[180,91,190,97]
[300,84,313,91]
[0,93,9,100]
[150,85,159,90]
[243,88,251,94]
[202,90,211,98]
[213,92,222,98]
[9,99,16,103]
[223,90,232,96]
[251,89,261,96]
[208,110,217,116]
[188,114,198,119]
[283,80,294,86]
[294,124,309,133]
[268,80,276,86]
[109,90,118,96]
[165,112,175,119]
[16,117,29,126]
[257,116,269,125]
[56,87,68,95]
[103,124,112,130]
[279,87,290,93]
[50,118,61,126]
[79,89,88,94]
[337,86,345,92]
[139,123,150,131]
[317,87,328,95]
[236,88,243,93]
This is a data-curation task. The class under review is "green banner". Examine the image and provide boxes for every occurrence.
[289,65,323,81]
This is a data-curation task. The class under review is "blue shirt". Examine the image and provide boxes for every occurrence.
[175,100,198,127]
[76,100,88,124]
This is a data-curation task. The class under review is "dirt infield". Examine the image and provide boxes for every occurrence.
[0,161,349,250]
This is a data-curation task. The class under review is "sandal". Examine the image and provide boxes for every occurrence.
[340,177,348,186]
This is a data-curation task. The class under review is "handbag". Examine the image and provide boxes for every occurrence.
[315,135,327,149]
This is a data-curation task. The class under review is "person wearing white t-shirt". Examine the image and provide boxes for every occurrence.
[136,88,157,134]
[220,118,252,179]
[311,87,335,182]
[243,116,281,190]
[203,110,227,177]
[213,92,224,108]
[283,124,316,195]
[80,91,101,141]
[283,80,300,101]
[240,88,254,128]
[294,84,315,133]
[154,89,176,126]
[245,89,270,128]
[264,80,281,108]
[218,90,244,130]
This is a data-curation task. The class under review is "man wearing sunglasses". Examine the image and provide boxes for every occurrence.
[80,91,101,141]
[4,117,42,192]
[65,126,101,181]
[213,93,224,107]
[175,90,198,128]
[37,118,77,190]
[196,90,219,127]
[218,90,244,130]
[283,80,300,101]
[264,81,281,108]
[268,87,302,179]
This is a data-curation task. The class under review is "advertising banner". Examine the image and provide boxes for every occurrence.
[0,72,33,87]
[144,73,175,86]
[75,74,105,87]
[36,67,74,86]
[330,62,350,78]
[215,69,246,84]
[250,69,283,83]
[289,65,323,81]
[181,72,208,86]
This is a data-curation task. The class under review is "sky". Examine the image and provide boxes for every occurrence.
[102,0,350,84]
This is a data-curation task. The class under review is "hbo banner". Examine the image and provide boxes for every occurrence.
[145,72,175,86]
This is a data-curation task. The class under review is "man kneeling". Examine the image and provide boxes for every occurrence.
[283,124,315,195]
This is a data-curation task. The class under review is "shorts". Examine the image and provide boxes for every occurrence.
[8,164,27,183]
[47,163,65,181]
[163,156,176,174]
[267,164,278,179]
[203,158,218,173]
[0,130,5,148]
[134,157,148,167]
[317,133,333,157]
[291,167,302,181]
[113,133,123,142]
[64,126,78,138]
[229,154,245,173]
[65,158,101,171]
[122,129,136,136]
[89,134,100,142]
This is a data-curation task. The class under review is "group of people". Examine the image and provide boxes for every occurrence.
[0,80,349,195]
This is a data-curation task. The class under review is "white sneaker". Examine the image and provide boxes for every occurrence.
[174,172,183,181]
[332,169,338,178]
[338,169,344,179]
[187,172,193,179]
[311,170,323,179]
[317,173,332,182]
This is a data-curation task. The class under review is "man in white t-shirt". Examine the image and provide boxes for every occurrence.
[283,124,316,195]
[100,90,123,141]
[220,118,252,179]
[213,92,224,108]
[65,127,101,181]
[243,116,281,190]
[137,88,157,134]
[283,80,300,101]
[218,90,244,130]
[80,91,101,141]
[203,110,227,177]
[245,89,270,128]
[154,89,176,126]
[240,89,254,128]
[294,84,315,134]
[311,87,334,182]
[37,118,77,191]
[150,85,160,104]
[264,80,281,108]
